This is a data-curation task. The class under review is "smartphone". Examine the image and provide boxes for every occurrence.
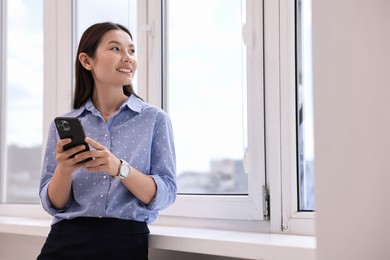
[54,117,92,161]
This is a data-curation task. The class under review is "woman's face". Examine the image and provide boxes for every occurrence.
[88,29,137,89]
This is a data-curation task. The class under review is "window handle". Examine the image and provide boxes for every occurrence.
[242,22,250,46]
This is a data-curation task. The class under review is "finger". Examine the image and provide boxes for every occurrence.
[82,158,105,171]
[81,155,108,167]
[85,164,106,173]
[61,145,88,160]
[85,137,105,150]
[76,146,107,159]
[56,138,72,153]
[74,150,94,162]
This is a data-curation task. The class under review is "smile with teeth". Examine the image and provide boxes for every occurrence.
[117,68,132,73]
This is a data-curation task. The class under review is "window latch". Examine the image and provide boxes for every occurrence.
[262,185,270,221]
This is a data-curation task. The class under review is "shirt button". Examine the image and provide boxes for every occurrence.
[103,175,107,180]
[104,133,108,138]
[100,194,104,198]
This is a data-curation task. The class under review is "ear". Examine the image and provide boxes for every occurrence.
[78,52,93,70]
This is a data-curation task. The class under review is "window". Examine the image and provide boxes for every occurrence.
[165,0,248,195]
[1,0,315,235]
[0,0,44,204]
[271,0,314,235]
[159,0,265,223]
[296,0,314,211]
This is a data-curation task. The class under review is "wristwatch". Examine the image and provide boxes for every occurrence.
[118,159,132,179]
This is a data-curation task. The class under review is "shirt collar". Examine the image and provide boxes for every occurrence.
[67,94,144,117]
[125,94,144,113]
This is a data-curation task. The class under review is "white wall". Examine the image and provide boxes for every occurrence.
[0,233,244,260]
[0,233,45,260]
[313,0,390,259]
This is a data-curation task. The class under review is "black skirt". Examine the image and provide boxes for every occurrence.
[37,217,150,260]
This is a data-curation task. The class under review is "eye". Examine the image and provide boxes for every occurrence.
[128,49,135,55]
[111,47,120,52]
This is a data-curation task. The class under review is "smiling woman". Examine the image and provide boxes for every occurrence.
[38,22,176,260]
[1,0,43,204]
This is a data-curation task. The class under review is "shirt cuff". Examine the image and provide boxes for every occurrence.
[147,175,176,211]
[40,181,71,215]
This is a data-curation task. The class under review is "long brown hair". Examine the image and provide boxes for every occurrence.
[73,22,141,109]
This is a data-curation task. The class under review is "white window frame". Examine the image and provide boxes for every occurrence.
[0,0,5,200]
[142,0,267,229]
[0,0,72,219]
[0,0,315,236]
[266,0,315,235]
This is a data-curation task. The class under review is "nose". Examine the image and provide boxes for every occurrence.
[121,57,132,63]
[121,53,133,63]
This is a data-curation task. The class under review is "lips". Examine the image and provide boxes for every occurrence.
[117,68,132,73]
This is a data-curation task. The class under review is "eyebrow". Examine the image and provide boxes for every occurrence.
[107,40,135,48]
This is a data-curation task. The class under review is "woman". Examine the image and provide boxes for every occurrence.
[38,22,176,260]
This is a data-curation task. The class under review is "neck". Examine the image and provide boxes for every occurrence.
[93,88,127,117]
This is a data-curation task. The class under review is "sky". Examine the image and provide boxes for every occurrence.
[166,0,247,174]
[5,0,44,147]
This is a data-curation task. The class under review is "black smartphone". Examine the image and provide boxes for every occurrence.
[54,117,92,161]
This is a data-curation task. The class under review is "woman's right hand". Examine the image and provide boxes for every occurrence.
[48,138,87,209]
[55,138,88,176]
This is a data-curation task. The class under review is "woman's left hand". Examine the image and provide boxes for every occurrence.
[75,137,121,177]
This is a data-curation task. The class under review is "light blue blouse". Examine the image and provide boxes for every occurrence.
[39,95,176,225]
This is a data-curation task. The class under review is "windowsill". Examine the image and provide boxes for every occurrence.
[0,216,316,259]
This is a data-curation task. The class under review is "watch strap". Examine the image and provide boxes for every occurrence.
[117,159,124,177]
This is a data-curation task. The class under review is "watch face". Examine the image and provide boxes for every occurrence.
[120,161,130,178]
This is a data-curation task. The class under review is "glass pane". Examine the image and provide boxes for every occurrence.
[165,0,248,194]
[75,0,138,90]
[2,0,44,203]
[297,0,315,211]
